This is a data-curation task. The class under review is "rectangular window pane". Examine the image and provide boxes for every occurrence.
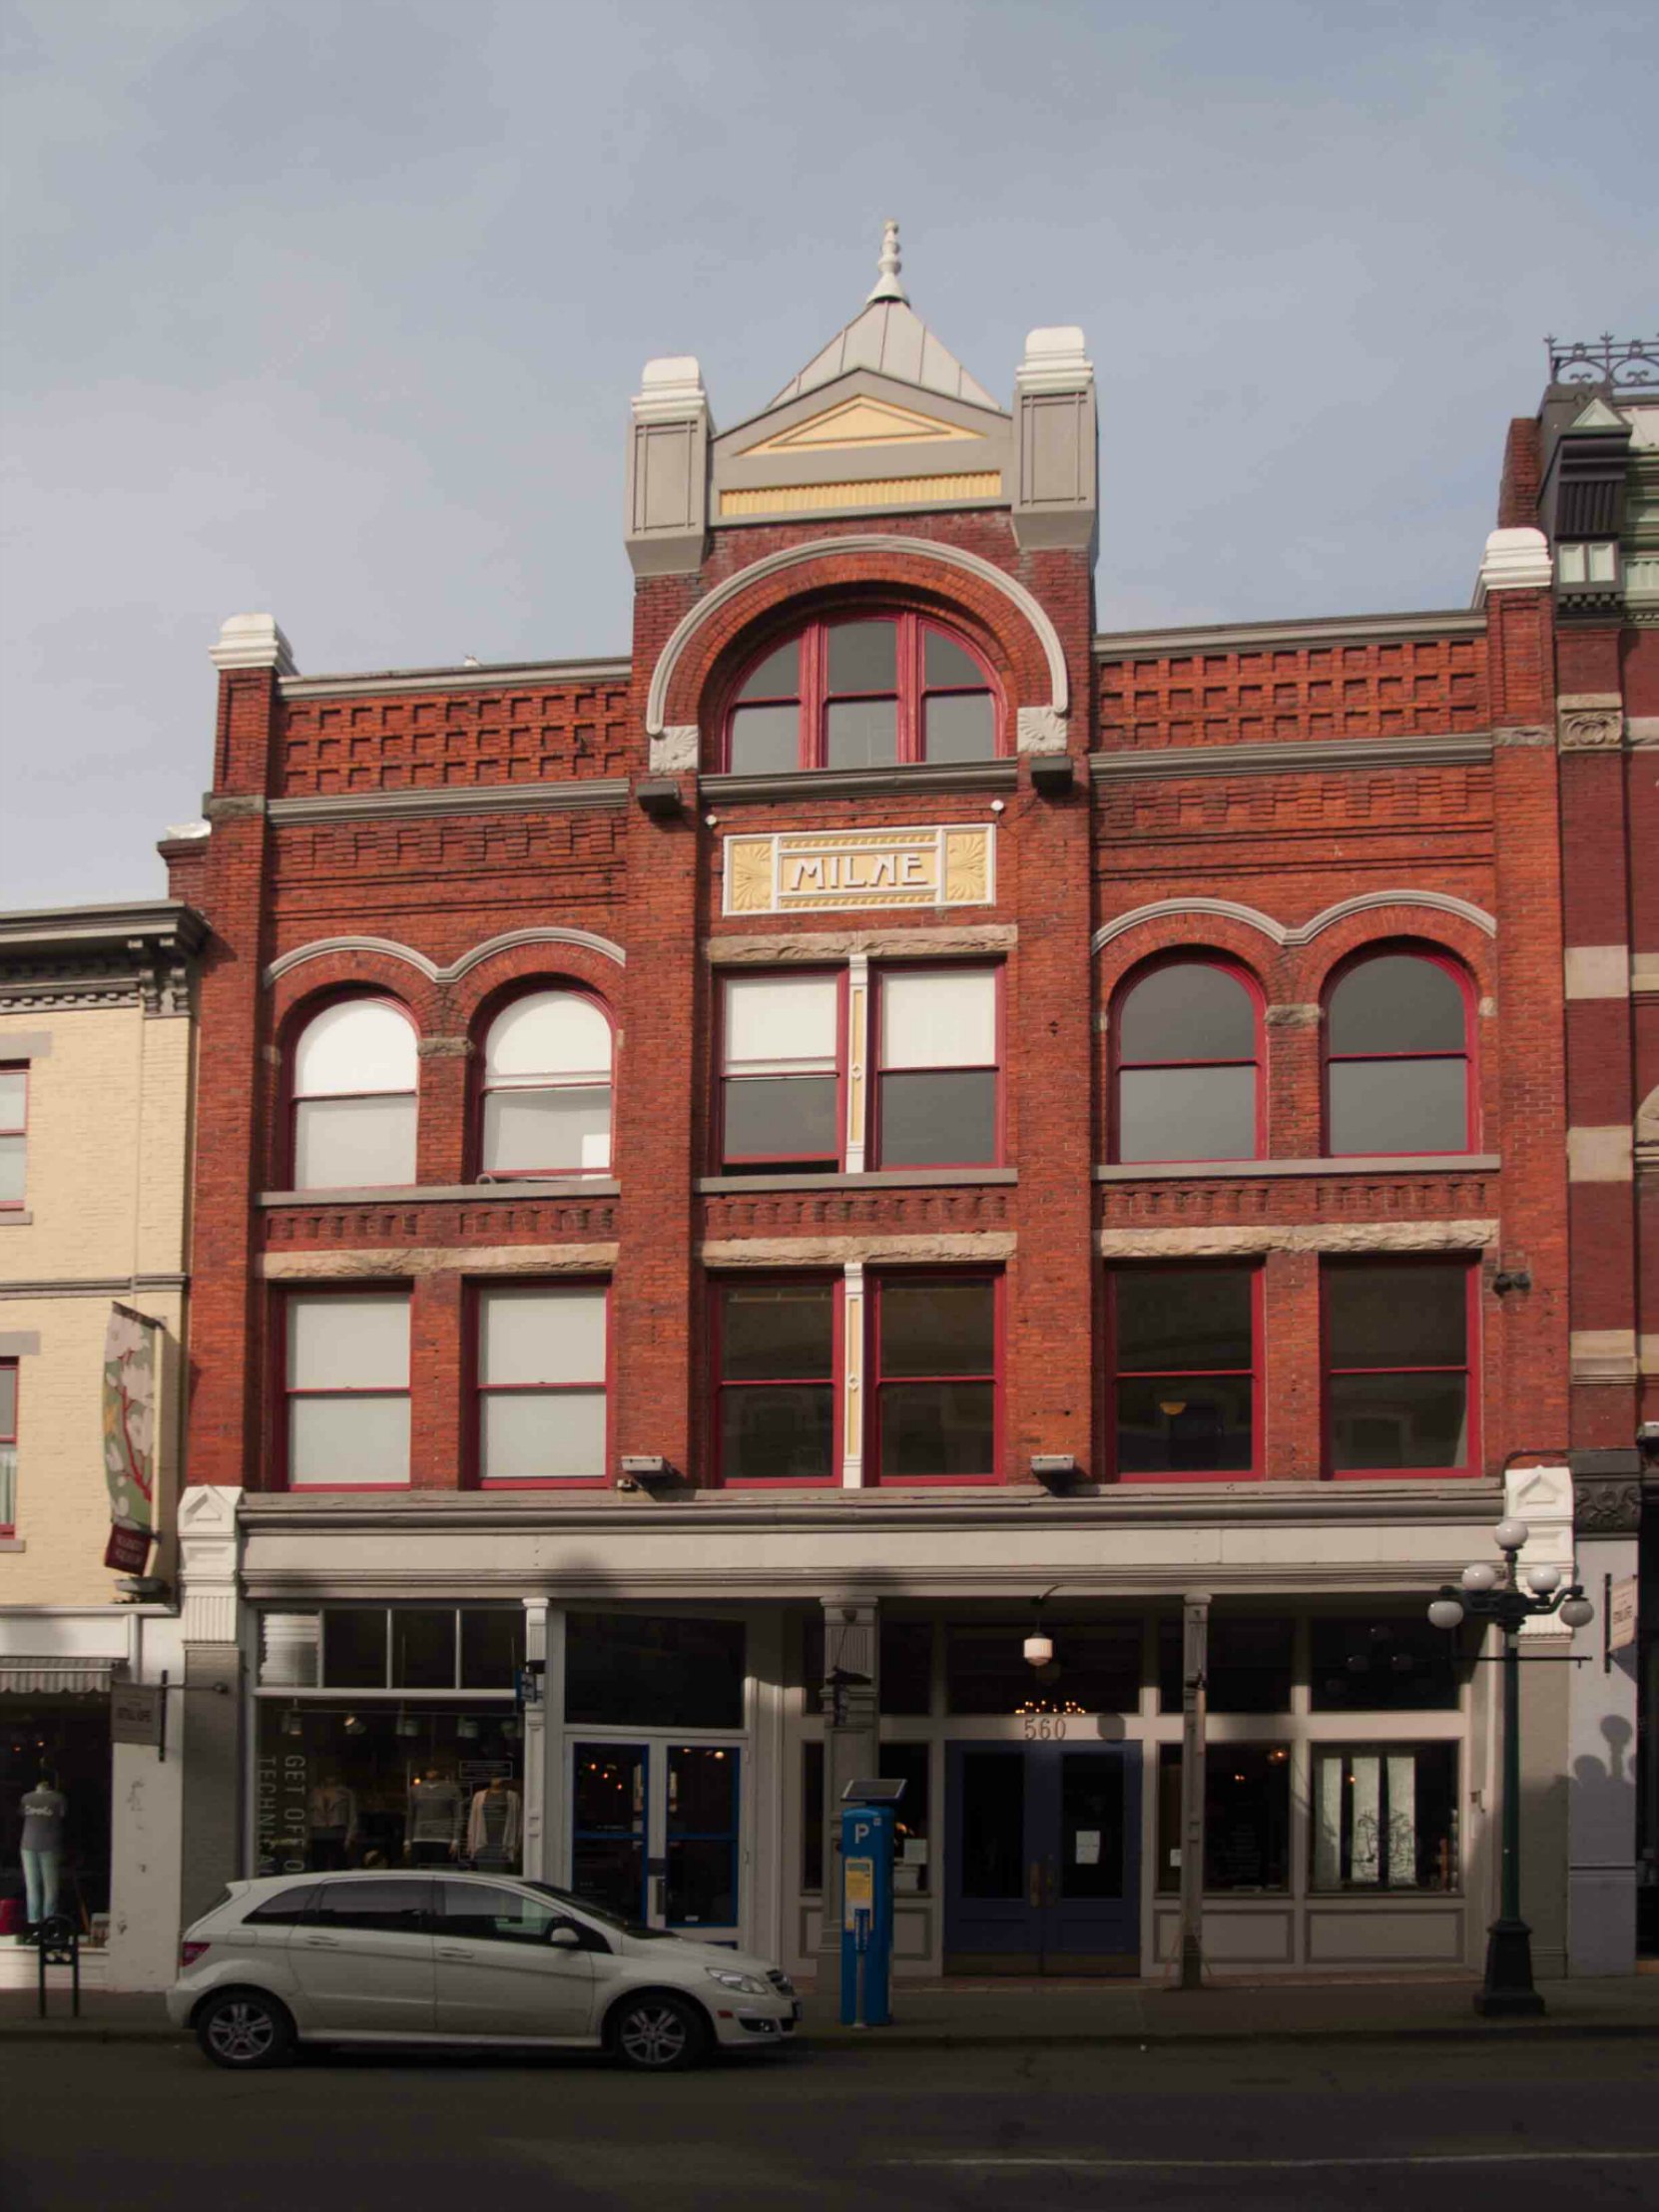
[1157,1746,1292,1892]
[721,1383,834,1480]
[288,1295,409,1389]
[1115,1269,1253,1373]
[724,974,838,1068]
[294,1094,416,1188]
[565,1617,746,1729]
[1311,1616,1459,1711]
[880,1620,933,1716]
[322,1608,388,1688]
[0,1070,25,1126]
[460,1609,524,1688]
[482,1087,611,1173]
[481,1388,606,1480]
[0,1136,23,1205]
[289,1393,410,1486]
[922,692,994,762]
[826,697,897,769]
[739,640,799,700]
[481,1287,605,1385]
[879,1382,994,1477]
[1329,1058,1466,1154]
[1119,1064,1255,1162]
[729,703,800,774]
[881,1742,931,1894]
[1312,1744,1457,1892]
[959,1751,1024,1895]
[880,968,996,1068]
[723,1075,839,1160]
[1326,1264,1467,1369]
[947,1625,1140,1717]
[880,1066,997,1166]
[1155,1615,1294,1713]
[392,1609,457,1689]
[0,1364,16,1433]
[828,621,896,693]
[1116,1377,1253,1473]
[720,1283,833,1379]
[1060,1753,1124,1898]
[1330,1373,1468,1469]
[879,1280,995,1376]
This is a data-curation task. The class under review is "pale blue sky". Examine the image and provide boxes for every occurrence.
[1,0,1652,907]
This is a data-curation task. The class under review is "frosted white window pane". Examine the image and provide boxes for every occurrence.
[482,1089,611,1174]
[481,1289,606,1385]
[288,1296,410,1389]
[724,975,837,1070]
[294,1095,417,1188]
[1386,1754,1416,1886]
[485,993,611,1082]
[0,1138,24,1204]
[481,1390,605,1481]
[880,969,996,1069]
[1587,542,1616,582]
[1350,1755,1382,1886]
[1313,1754,1343,1890]
[294,1001,417,1096]
[289,1394,409,1485]
[1556,543,1586,584]
[0,1069,25,1126]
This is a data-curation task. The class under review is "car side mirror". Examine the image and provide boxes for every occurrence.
[548,1924,582,1947]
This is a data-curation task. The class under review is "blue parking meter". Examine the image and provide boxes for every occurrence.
[839,1778,903,2026]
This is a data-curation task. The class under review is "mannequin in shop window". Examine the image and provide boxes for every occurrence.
[464,1775,522,1871]
[406,1768,464,1865]
[19,1768,68,1939]
[306,1776,358,1872]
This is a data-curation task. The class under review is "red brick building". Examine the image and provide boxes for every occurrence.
[163,236,1657,1984]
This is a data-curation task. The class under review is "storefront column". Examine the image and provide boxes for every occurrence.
[817,1593,879,1971]
[521,1599,550,1881]
[1567,1454,1642,1972]
[176,1485,244,1929]
[1177,1590,1211,1987]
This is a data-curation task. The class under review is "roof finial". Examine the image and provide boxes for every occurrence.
[865,219,907,305]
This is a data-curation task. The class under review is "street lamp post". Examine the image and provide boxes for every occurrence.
[1427,1516,1594,2017]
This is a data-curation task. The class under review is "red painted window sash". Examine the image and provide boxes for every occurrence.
[1321,1260,1479,1480]
[715,967,847,1171]
[1104,1264,1263,1485]
[0,1062,27,1209]
[1322,949,1478,1157]
[723,614,1002,771]
[868,963,1005,1172]
[1108,957,1265,1166]
[866,1270,1001,1487]
[276,1287,413,1494]
[474,985,616,1183]
[710,1275,842,1488]
[465,1278,613,1492]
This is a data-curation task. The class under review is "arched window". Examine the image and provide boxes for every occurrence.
[1325,952,1471,1155]
[725,613,999,774]
[290,999,417,1189]
[1114,959,1260,1163]
[480,991,613,1178]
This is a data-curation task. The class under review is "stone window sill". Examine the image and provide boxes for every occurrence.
[260,1180,620,1207]
[0,1212,34,1227]
[700,760,1017,806]
[697,1169,1018,1194]
[1094,1156,1498,1181]
[0,1537,24,1552]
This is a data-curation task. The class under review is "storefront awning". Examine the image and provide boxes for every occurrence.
[0,1659,124,1696]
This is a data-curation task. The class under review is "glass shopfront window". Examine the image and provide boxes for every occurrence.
[1311,1744,1458,1892]
[564,1615,746,1730]
[255,1704,524,1878]
[1,1697,112,1934]
[947,1623,1140,1716]
[1158,1614,1293,1714]
[262,1607,525,1693]
[1310,1616,1460,1711]
[1157,1745,1292,1893]
[880,1742,931,1894]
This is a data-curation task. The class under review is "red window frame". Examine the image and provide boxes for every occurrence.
[284,994,419,1192]
[1322,947,1477,1158]
[710,1274,842,1488]
[276,1286,413,1494]
[0,1061,26,1210]
[869,965,1004,1172]
[721,611,1005,772]
[0,1358,17,1533]
[1322,1258,1479,1481]
[472,985,616,1182]
[466,1277,612,1490]
[866,1270,1002,1487]
[1104,1264,1263,1484]
[716,967,847,1173]
[1109,955,1265,1166]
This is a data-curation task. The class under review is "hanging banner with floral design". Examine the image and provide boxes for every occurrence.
[103,1303,159,1573]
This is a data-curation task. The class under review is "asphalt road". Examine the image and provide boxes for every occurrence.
[2,2036,1657,2210]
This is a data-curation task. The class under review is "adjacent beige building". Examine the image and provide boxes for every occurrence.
[0,900,205,1985]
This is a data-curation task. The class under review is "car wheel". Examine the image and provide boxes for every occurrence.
[610,1991,709,2072]
[196,1988,296,2070]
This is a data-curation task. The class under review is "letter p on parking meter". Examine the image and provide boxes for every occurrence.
[838,1779,904,2026]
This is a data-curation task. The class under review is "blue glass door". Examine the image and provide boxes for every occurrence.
[570,1741,648,1922]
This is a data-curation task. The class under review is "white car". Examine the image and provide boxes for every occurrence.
[169,1871,801,2071]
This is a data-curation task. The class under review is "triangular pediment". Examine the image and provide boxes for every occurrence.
[741,395,985,457]
[1568,395,1628,432]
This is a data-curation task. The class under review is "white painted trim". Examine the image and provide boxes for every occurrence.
[643,534,1070,735]
[1091,890,1496,957]
[265,924,626,987]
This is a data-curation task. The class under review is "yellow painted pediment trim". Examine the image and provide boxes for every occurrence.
[741,395,984,456]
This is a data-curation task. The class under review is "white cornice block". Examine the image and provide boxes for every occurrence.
[1016,325,1093,394]
[1477,527,1552,594]
[211,612,296,675]
[633,355,710,423]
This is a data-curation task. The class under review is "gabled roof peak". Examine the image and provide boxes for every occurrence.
[770,226,1001,414]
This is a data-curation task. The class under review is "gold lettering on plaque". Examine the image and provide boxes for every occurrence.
[722,824,995,916]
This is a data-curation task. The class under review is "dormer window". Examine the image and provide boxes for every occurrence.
[724,613,1000,774]
[1556,542,1617,586]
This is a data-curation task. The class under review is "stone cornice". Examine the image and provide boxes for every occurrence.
[1089,734,1491,782]
[700,761,1017,805]
[268,780,629,826]
[1094,610,1484,658]
[1095,1156,1500,1182]
[279,657,630,702]
[0,900,208,1018]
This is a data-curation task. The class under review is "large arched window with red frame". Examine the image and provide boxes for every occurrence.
[289,997,417,1190]
[1324,949,1473,1156]
[1112,957,1262,1164]
[478,988,613,1179]
[723,612,1001,774]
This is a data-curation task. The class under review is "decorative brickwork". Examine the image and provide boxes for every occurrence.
[277,683,635,797]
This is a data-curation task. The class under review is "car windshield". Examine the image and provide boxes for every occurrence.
[521,1881,678,1940]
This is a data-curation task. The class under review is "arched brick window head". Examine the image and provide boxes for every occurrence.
[1114,960,1261,1163]
[291,1000,417,1190]
[481,991,612,1177]
[1326,953,1471,1156]
[725,613,999,774]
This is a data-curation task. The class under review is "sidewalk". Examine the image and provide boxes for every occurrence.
[4,1975,1656,2047]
